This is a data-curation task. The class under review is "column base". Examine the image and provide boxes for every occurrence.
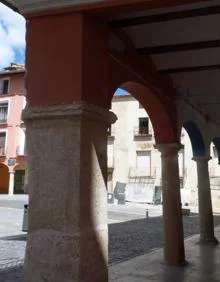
[198,237,219,245]
[24,229,108,282]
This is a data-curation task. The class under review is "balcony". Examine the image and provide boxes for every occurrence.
[134,127,152,139]
[0,116,7,124]
[0,104,8,124]
[129,167,156,178]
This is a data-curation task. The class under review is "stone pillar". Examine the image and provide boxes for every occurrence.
[193,156,218,244]
[23,10,111,282]
[8,172,14,195]
[22,103,116,282]
[155,143,185,265]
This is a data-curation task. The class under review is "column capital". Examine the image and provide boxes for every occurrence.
[192,156,212,162]
[154,143,183,156]
[22,102,117,125]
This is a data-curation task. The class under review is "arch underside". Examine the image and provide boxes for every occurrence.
[183,121,206,157]
[108,54,178,144]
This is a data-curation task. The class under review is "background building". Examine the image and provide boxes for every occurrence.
[1,65,220,209]
[108,94,220,208]
[0,63,27,195]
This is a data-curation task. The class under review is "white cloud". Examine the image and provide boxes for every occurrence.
[0,3,26,70]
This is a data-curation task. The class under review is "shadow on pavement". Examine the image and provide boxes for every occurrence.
[0,234,27,241]
[0,264,24,282]
[108,213,220,265]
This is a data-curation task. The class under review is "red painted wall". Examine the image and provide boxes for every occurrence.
[26,12,108,108]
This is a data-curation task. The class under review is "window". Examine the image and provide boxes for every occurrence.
[136,151,151,167]
[0,132,6,155]
[14,170,25,194]
[136,151,151,176]
[139,117,149,134]
[0,79,10,94]
[0,103,8,122]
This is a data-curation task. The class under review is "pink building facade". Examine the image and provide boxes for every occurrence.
[0,64,27,195]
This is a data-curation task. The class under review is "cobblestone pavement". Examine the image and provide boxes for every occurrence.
[1,203,220,281]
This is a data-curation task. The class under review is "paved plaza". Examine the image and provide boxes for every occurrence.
[1,196,220,281]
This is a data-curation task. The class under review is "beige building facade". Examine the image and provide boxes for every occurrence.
[108,94,220,208]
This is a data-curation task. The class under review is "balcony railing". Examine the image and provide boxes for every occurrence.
[134,127,152,137]
[0,115,7,123]
[129,167,156,178]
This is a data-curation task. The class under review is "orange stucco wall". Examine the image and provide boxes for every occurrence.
[0,73,25,95]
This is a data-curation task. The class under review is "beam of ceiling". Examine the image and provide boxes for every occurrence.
[137,39,220,55]
[109,5,220,28]
[159,64,220,74]
[197,102,220,106]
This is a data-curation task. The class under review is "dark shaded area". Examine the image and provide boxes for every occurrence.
[183,121,206,157]
[0,234,27,241]
[0,265,24,282]
[108,213,220,265]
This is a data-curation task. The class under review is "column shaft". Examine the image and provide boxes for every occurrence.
[194,157,218,244]
[156,143,185,265]
[8,172,14,195]
[23,11,111,282]
[23,104,115,282]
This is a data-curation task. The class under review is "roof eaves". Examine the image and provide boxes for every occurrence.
[0,0,19,13]
[0,69,25,75]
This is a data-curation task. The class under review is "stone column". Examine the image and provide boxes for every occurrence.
[23,10,111,281]
[155,143,185,265]
[193,156,218,244]
[8,172,14,195]
[22,103,116,282]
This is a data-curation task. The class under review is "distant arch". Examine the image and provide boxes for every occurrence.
[116,82,178,144]
[0,164,9,194]
[183,121,206,157]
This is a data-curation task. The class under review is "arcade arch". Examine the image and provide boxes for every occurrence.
[109,80,184,265]
[0,163,9,194]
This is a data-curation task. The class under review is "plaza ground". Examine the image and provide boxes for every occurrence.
[1,195,220,281]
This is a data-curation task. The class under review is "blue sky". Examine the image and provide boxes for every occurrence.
[114,88,128,95]
[0,3,25,70]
